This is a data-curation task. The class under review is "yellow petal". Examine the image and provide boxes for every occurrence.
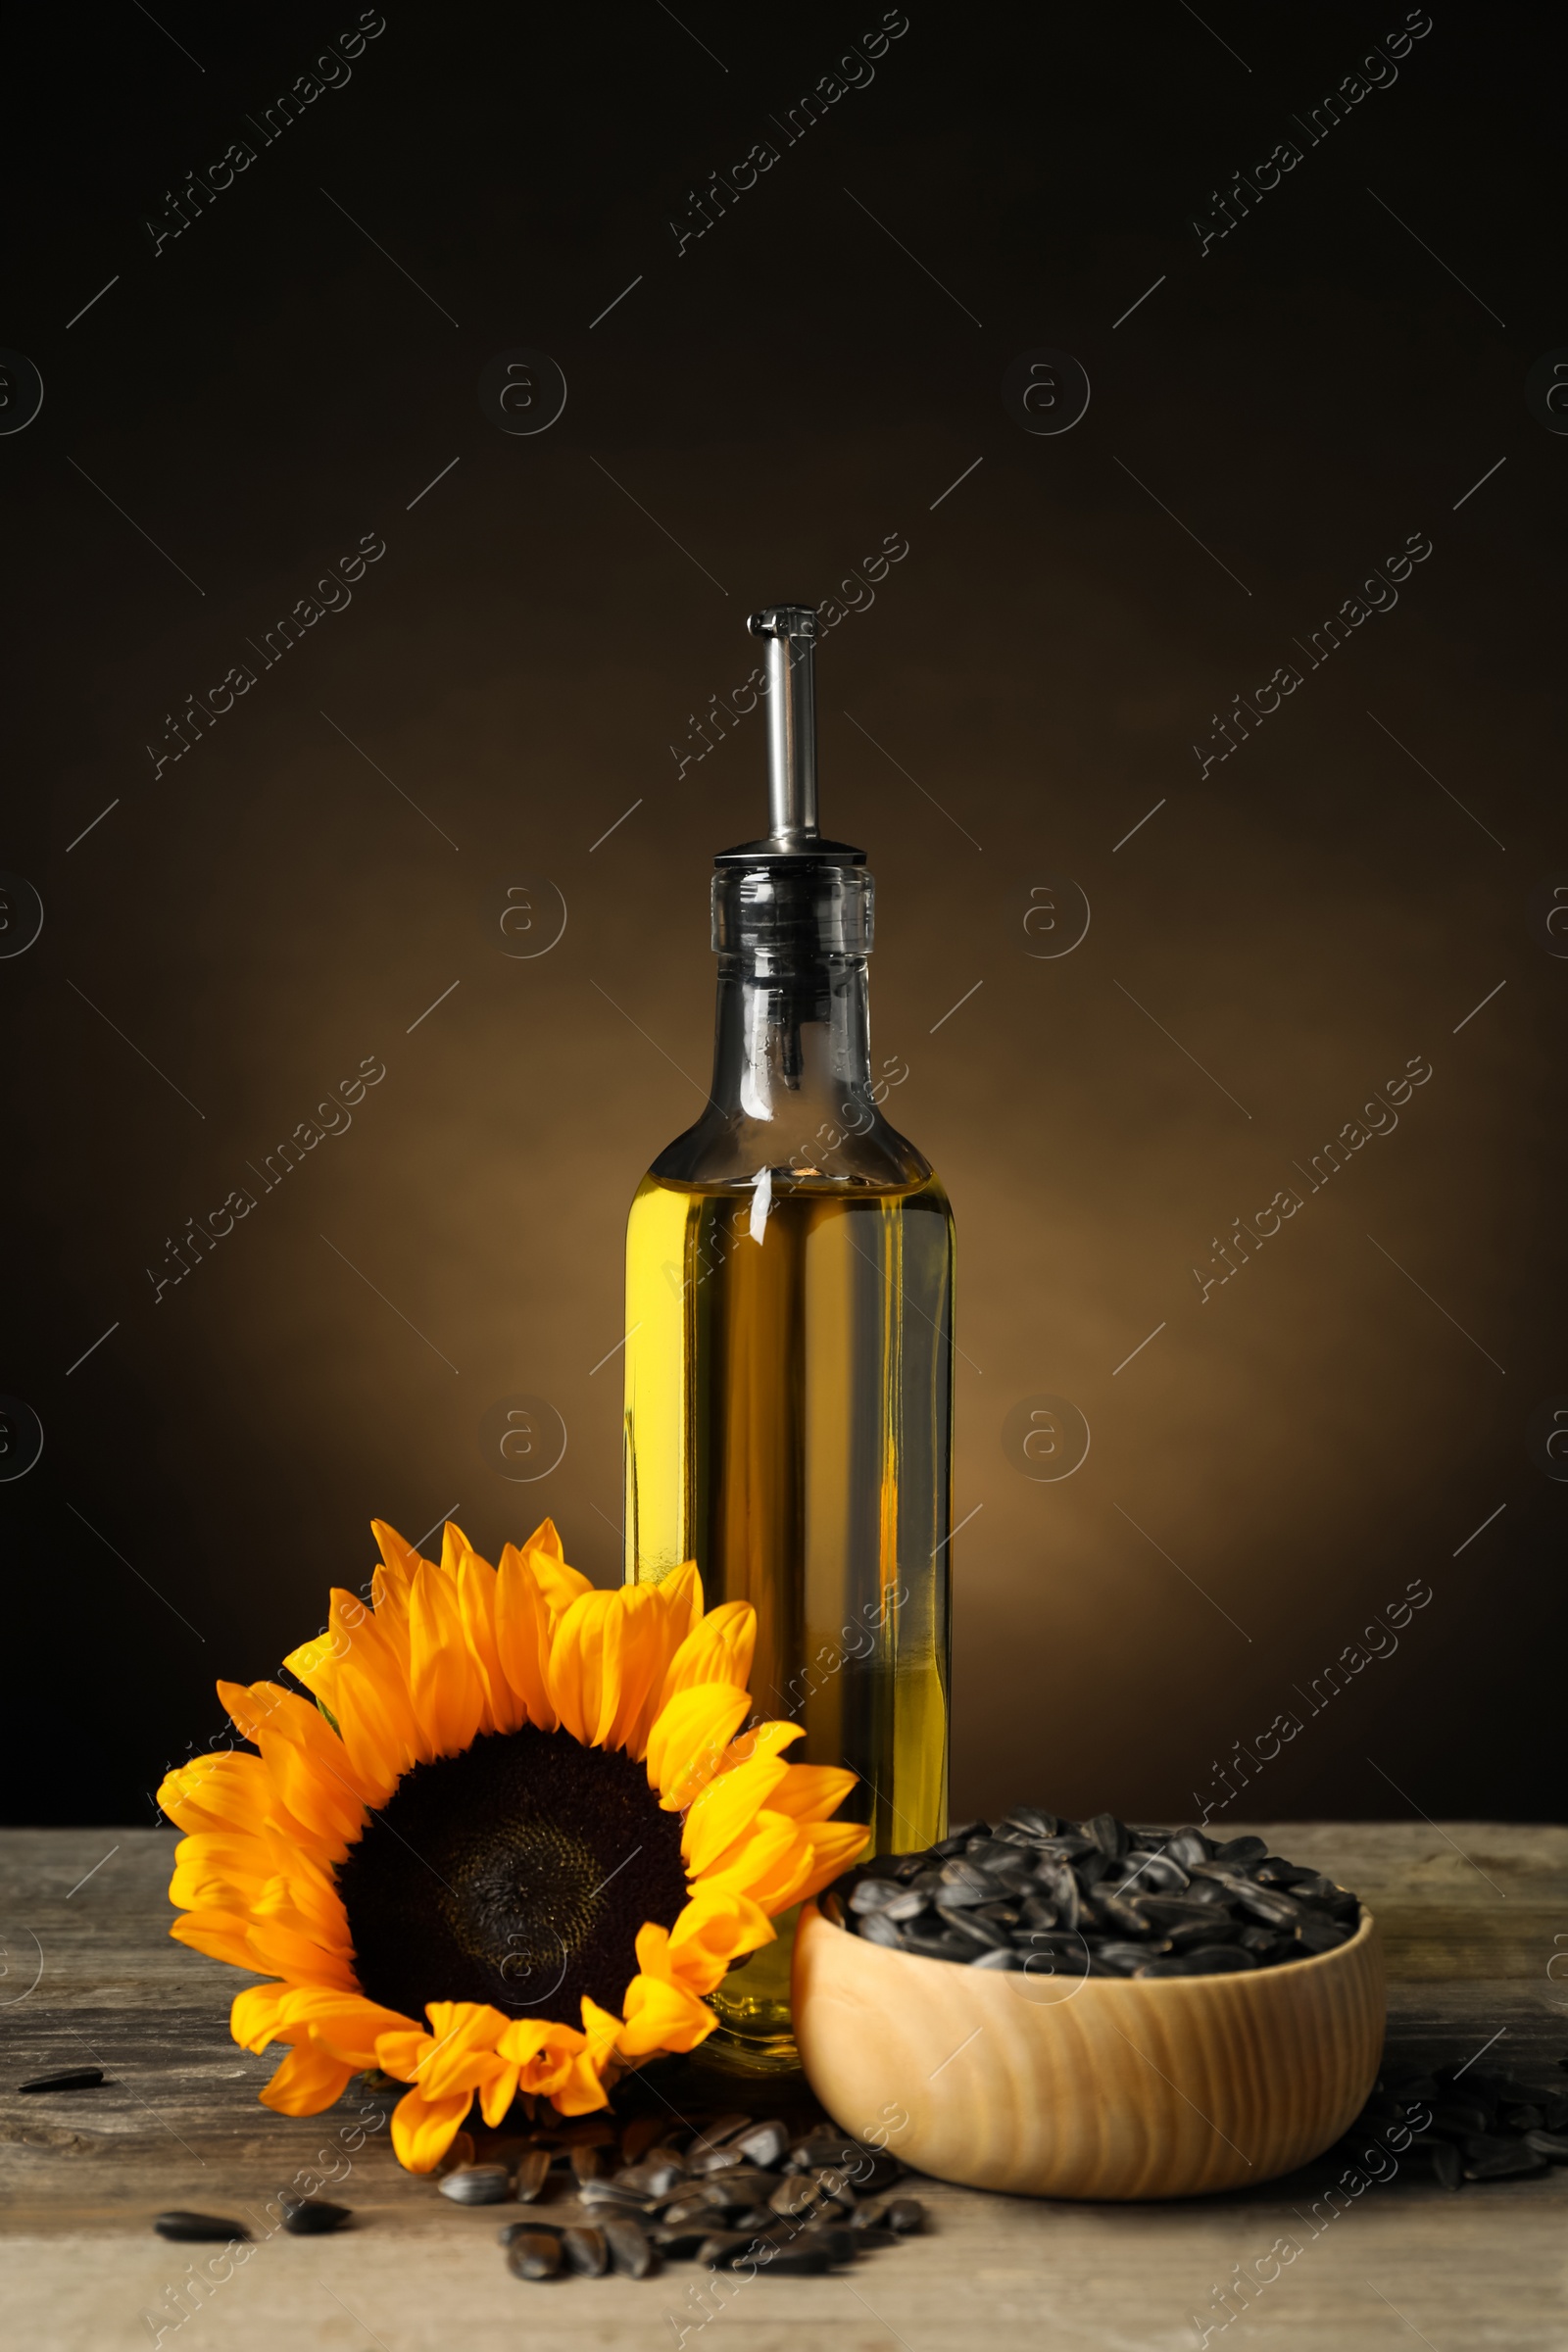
[762,1763,860,1822]
[555,2058,614,2116]
[579,1995,624,2072]
[390,2085,474,2173]
[557,1997,622,2112]
[259,2042,356,2116]
[687,1808,800,1904]
[479,2065,521,2128]
[524,1539,592,1616]
[158,1752,274,1838]
[374,2028,431,2082]
[546,1589,627,1747]
[708,1718,805,1779]
[617,1971,716,2058]
[217,1680,370,1845]
[318,1669,405,1811]
[609,1569,713,1760]
[645,1685,758,1809]
[493,1545,559,1731]
[371,1516,433,1577]
[703,1812,869,1914]
[270,1986,416,2067]
[259,1848,353,1947]
[284,1588,418,1795]
[244,1917,360,1990]
[407,1563,485,1760]
[662,1887,775,1993]
[792,1819,874,1905]
[681,1752,793,1875]
[250,1881,353,1960]
[652,1555,704,1632]
[598,1584,679,1753]
[417,2000,513,2094]
[230,1983,294,2053]
[439,1520,478,1577]
[496,2015,581,2072]
[170,1909,257,1968]
[490,2007,616,2116]
[169,1831,271,1911]
[457,1550,516,1735]
[169,1855,265,1916]
[656,1600,756,1716]
[521,1516,565,1561]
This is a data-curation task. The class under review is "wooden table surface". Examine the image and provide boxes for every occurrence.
[2,1822,1564,2349]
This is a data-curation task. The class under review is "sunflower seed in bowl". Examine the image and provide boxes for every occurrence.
[827,1811,1361,1978]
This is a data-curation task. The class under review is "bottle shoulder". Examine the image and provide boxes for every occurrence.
[646,1102,939,1196]
[634,1152,950,1219]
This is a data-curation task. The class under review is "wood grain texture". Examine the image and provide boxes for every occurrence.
[794,1903,1385,2198]
[0,1825,1564,2351]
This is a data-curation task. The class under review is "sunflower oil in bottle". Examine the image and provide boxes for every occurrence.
[623,604,955,2067]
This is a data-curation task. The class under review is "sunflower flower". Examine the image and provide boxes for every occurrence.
[159,1518,865,2172]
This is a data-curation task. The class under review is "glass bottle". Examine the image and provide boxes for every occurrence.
[623,604,954,2065]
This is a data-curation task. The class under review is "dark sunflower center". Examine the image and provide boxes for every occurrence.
[335,1724,689,2024]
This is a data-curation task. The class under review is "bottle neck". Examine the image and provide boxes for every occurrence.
[651,857,926,1188]
[710,955,872,1143]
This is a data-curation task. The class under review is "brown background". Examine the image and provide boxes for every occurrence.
[3,0,1562,1828]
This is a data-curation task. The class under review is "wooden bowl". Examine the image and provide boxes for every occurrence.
[793,1899,1384,2200]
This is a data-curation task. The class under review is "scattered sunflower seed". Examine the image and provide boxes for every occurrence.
[756,2243,840,2275]
[662,2193,731,2229]
[579,2180,656,2214]
[154,2213,249,2242]
[728,2119,788,2169]
[485,2100,924,2287]
[614,2155,685,2196]
[603,2215,658,2277]
[563,2223,610,2276]
[685,2114,751,2156]
[507,2230,562,2279]
[768,2176,830,2220]
[1327,2047,1568,2194]
[695,2230,753,2269]
[647,2225,713,2260]
[279,2197,351,2235]
[1464,2142,1547,2181]
[20,2068,105,2094]
[439,2164,513,2205]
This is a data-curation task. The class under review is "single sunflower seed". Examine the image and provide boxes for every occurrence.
[562,2223,610,2275]
[439,2164,513,2205]
[506,2230,562,2278]
[279,2196,351,2235]
[603,2215,657,2277]
[20,2068,105,2094]
[154,2213,249,2243]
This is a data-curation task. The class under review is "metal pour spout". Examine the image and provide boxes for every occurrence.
[749,605,819,850]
